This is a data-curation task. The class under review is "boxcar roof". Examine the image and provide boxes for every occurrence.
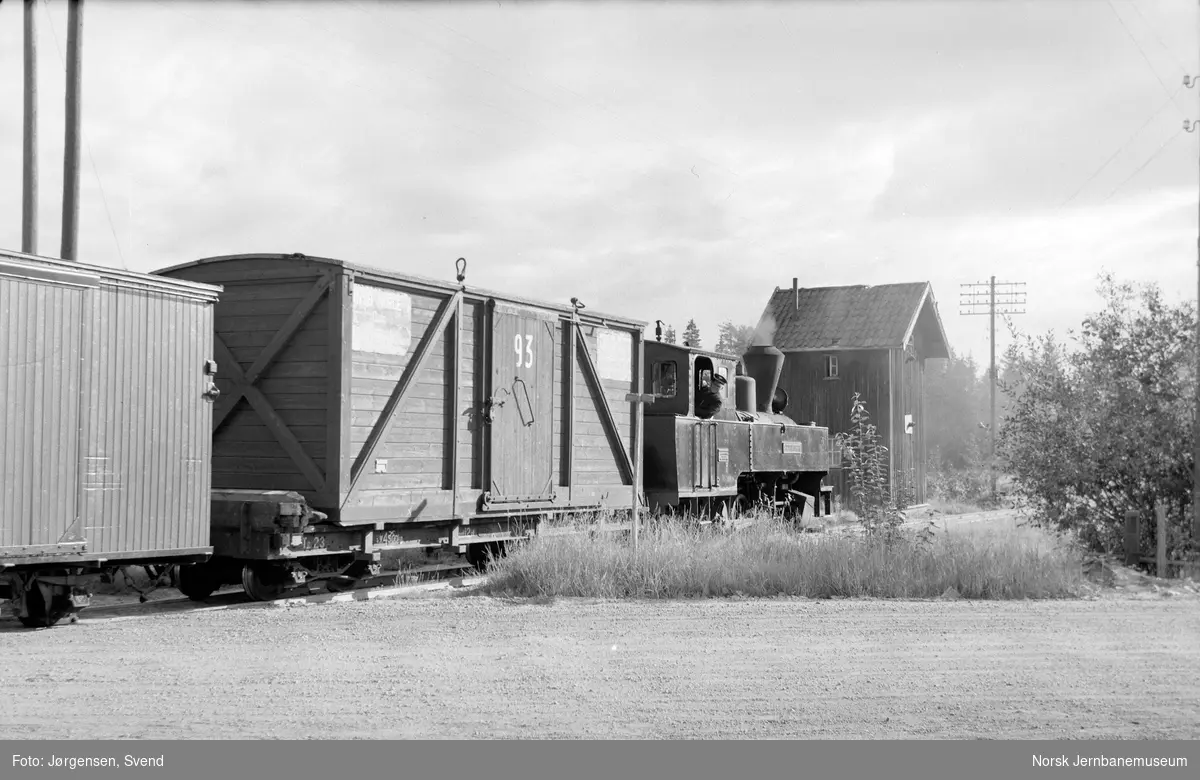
[158,253,648,329]
[2,248,223,300]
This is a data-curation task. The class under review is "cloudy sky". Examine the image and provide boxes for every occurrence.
[0,0,1196,366]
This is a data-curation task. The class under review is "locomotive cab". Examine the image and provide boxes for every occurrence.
[641,340,836,521]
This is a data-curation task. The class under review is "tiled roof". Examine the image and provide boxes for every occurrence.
[757,282,948,355]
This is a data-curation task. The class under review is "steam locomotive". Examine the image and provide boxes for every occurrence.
[641,333,836,521]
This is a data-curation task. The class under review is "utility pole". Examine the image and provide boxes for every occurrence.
[1186,70,1200,544]
[60,0,84,262]
[22,0,38,254]
[960,277,1027,498]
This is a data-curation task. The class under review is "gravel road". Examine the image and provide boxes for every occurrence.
[2,591,1197,739]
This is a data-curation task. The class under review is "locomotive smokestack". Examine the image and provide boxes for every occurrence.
[741,344,784,413]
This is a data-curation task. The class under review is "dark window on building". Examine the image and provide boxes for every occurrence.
[824,355,839,379]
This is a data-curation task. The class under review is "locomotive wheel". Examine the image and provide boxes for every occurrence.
[175,563,220,602]
[241,564,289,602]
[17,582,71,629]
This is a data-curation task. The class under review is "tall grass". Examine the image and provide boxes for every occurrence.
[481,512,1087,600]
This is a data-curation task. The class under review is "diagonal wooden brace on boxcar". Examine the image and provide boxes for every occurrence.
[211,272,334,494]
[573,323,635,486]
[344,290,464,504]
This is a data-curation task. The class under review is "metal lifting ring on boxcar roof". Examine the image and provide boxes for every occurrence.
[456,257,467,283]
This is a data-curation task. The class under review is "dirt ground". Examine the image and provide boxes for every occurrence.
[1,590,1197,739]
[3,508,1198,740]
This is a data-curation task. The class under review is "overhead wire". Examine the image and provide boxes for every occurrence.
[1059,84,1185,207]
[1128,0,1191,77]
[1102,126,1185,202]
[1059,1,1198,207]
[1106,0,1189,113]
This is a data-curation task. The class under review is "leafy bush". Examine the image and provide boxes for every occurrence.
[926,437,1000,508]
[998,274,1197,558]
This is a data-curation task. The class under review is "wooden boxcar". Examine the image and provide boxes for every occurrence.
[0,249,221,626]
[156,254,645,598]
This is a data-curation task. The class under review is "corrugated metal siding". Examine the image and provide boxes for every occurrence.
[79,282,215,555]
[0,272,88,549]
[1,252,218,561]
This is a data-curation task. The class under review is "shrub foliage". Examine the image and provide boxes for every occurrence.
[998,274,1196,557]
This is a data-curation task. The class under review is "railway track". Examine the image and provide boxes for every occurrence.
[0,568,489,631]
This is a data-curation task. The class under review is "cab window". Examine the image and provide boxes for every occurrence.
[654,361,677,398]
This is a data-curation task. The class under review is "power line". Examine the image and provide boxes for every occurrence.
[1102,126,1186,202]
[1106,0,1190,116]
[1128,0,1190,76]
[1059,84,1184,207]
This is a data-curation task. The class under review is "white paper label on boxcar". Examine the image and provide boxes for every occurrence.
[596,328,632,382]
[353,285,412,356]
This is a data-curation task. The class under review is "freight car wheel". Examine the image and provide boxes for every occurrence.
[175,563,220,602]
[241,564,289,602]
[17,582,71,629]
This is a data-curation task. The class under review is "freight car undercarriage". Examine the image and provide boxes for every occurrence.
[1,490,633,625]
[0,551,209,628]
[171,489,626,603]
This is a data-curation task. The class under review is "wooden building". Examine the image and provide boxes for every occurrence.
[755,280,950,505]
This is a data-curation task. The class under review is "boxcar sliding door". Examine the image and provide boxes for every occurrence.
[487,302,555,503]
